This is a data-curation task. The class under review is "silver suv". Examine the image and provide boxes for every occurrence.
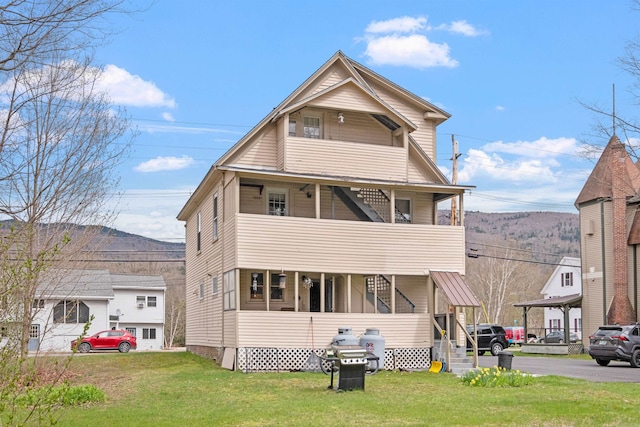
[588,324,640,367]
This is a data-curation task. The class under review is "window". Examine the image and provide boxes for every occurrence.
[196,211,201,251]
[395,199,412,223]
[30,325,39,339]
[147,296,157,308]
[561,272,573,287]
[268,190,287,216]
[211,275,219,295]
[126,327,136,336]
[213,194,219,241]
[199,280,204,300]
[53,301,89,324]
[223,270,236,310]
[550,319,561,331]
[303,116,320,139]
[32,299,44,309]
[289,120,297,136]
[136,296,146,307]
[142,328,156,340]
[270,273,283,300]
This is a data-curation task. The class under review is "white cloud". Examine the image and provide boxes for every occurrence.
[162,112,175,122]
[361,16,482,69]
[97,64,176,108]
[365,16,428,34]
[495,105,505,111]
[482,136,578,158]
[134,155,194,172]
[112,188,193,242]
[436,20,488,36]
[364,34,458,68]
[458,148,556,184]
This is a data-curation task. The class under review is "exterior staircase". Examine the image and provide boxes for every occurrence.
[433,340,476,376]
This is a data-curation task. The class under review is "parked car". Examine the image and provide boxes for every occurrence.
[588,324,640,367]
[72,329,137,353]
[540,330,579,344]
[466,324,509,356]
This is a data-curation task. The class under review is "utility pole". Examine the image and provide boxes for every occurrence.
[451,134,461,226]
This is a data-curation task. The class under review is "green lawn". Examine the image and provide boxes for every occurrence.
[28,352,640,426]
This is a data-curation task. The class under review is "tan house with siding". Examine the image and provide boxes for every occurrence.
[177,51,479,372]
[575,134,640,339]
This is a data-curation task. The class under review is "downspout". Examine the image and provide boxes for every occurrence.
[221,171,226,351]
[600,200,607,325]
[635,245,638,321]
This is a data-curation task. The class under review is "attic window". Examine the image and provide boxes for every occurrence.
[371,114,400,131]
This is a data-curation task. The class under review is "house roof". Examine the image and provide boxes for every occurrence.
[430,271,480,307]
[628,209,640,245]
[37,270,166,299]
[574,135,640,207]
[513,293,582,309]
[177,51,458,220]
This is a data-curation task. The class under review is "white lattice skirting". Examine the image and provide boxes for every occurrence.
[237,347,431,372]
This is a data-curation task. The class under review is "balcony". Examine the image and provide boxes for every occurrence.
[235,213,465,275]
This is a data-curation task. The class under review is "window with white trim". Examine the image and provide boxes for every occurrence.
[268,190,287,216]
[142,328,156,339]
[395,199,412,223]
[136,295,146,307]
[303,116,321,139]
[561,272,573,287]
[126,327,136,336]
[550,319,561,331]
[147,296,157,307]
[196,211,201,251]
[223,270,236,310]
[213,194,218,241]
[270,273,283,300]
[289,120,297,136]
[53,301,90,324]
[211,275,218,295]
[199,280,204,300]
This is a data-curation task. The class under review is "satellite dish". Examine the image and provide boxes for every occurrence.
[116,309,122,316]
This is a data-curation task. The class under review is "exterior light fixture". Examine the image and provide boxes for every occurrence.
[279,269,286,289]
[302,275,313,289]
[251,273,259,292]
[338,112,344,124]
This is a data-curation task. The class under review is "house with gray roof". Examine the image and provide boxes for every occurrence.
[32,269,166,352]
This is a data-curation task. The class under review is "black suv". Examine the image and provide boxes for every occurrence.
[466,324,509,356]
[588,324,640,367]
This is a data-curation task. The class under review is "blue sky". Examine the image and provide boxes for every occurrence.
[90,1,640,242]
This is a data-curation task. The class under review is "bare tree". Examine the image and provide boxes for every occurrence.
[0,1,135,424]
[466,241,548,328]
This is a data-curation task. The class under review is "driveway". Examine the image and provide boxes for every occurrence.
[477,354,640,382]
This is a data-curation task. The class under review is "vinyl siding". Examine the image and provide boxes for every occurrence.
[580,202,609,334]
[235,214,465,275]
[236,311,431,348]
[232,127,278,168]
[285,137,406,181]
[309,83,389,116]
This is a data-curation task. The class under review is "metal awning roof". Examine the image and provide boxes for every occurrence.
[513,293,582,309]
[431,271,480,307]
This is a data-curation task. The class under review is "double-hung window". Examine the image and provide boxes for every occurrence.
[196,211,201,251]
[223,270,236,310]
[561,272,573,287]
[213,194,218,241]
[303,116,321,139]
[395,199,412,223]
[268,190,287,216]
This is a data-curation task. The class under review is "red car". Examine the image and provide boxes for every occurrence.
[72,329,137,353]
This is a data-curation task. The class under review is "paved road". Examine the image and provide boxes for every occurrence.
[477,355,640,382]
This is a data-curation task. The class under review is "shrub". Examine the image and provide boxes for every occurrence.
[15,384,105,407]
[461,366,534,387]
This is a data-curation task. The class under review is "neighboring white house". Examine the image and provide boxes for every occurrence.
[32,269,166,352]
[540,257,582,334]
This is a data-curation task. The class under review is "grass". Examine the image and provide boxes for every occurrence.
[12,351,640,426]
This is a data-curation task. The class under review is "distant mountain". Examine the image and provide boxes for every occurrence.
[440,211,580,263]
